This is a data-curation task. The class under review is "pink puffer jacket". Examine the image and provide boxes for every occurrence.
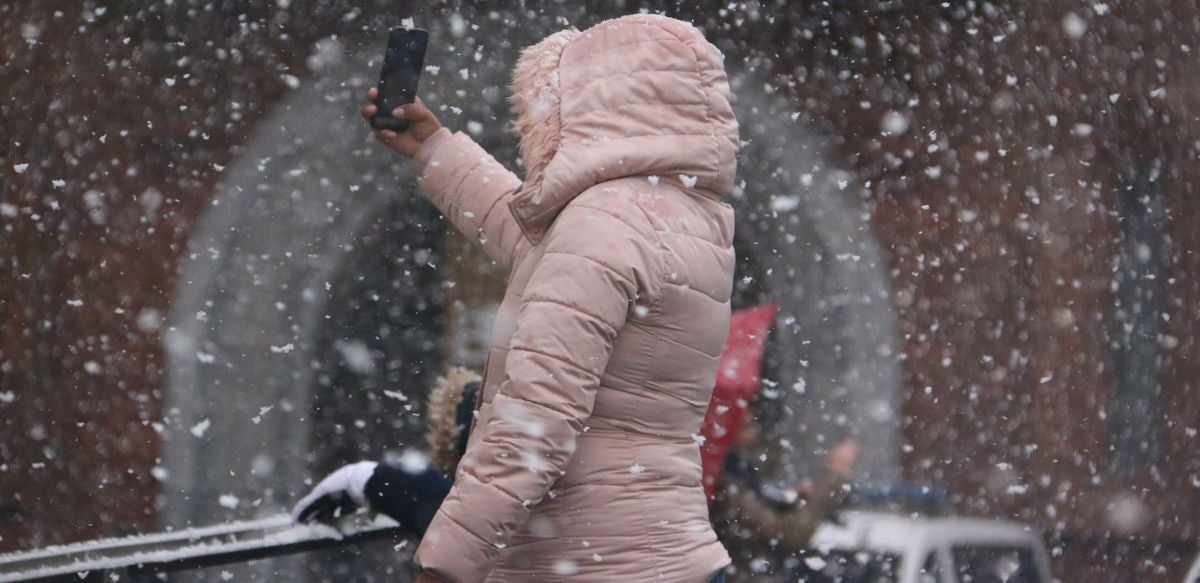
[410,14,740,582]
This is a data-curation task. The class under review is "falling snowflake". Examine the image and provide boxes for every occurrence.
[190,419,211,438]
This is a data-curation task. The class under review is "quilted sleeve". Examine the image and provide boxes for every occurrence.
[409,127,528,267]
[413,203,661,583]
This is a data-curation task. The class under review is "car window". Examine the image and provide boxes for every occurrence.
[917,552,944,583]
[951,545,1042,583]
[789,549,901,582]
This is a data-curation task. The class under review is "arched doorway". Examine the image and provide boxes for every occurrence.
[160,33,514,579]
[728,75,901,486]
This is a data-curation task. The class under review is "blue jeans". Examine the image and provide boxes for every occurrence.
[708,570,726,583]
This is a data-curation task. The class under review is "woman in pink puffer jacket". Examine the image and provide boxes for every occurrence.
[368,14,739,582]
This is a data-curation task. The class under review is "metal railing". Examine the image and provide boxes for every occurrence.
[0,514,402,582]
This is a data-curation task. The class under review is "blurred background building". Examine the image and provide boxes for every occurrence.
[2,1,1197,581]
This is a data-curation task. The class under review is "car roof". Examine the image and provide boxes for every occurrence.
[810,510,1045,557]
[1185,553,1200,583]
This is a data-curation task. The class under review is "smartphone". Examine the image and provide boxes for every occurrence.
[371,28,428,132]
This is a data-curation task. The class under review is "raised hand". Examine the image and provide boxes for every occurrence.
[361,88,444,158]
[826,440,861,480]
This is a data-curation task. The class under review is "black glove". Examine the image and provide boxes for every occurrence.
[294,374,480,537]
[292,460,451,537]
[364,463,452,537]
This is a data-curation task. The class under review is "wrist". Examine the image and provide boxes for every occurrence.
[410,127,453,174]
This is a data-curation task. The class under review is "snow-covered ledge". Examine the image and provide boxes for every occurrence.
[0,514,399,582]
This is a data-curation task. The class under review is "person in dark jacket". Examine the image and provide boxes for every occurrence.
[711,416,860,582]
[291,369,481,537]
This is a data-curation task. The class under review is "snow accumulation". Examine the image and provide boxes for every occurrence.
[0,514,399,582]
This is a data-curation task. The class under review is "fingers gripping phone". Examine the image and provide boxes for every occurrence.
[371,28,428,132]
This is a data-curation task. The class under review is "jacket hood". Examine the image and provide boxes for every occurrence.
[507,14,740,242]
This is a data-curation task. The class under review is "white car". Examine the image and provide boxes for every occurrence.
[1184,553,1200,583]
[803,511,1053,583]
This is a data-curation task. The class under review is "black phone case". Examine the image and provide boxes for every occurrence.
[371,28,428,132]
[372,116,410,132]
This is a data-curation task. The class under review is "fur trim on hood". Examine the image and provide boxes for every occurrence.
[504,15,740,244]
[508,28,581,200]
[424,367,482,477]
